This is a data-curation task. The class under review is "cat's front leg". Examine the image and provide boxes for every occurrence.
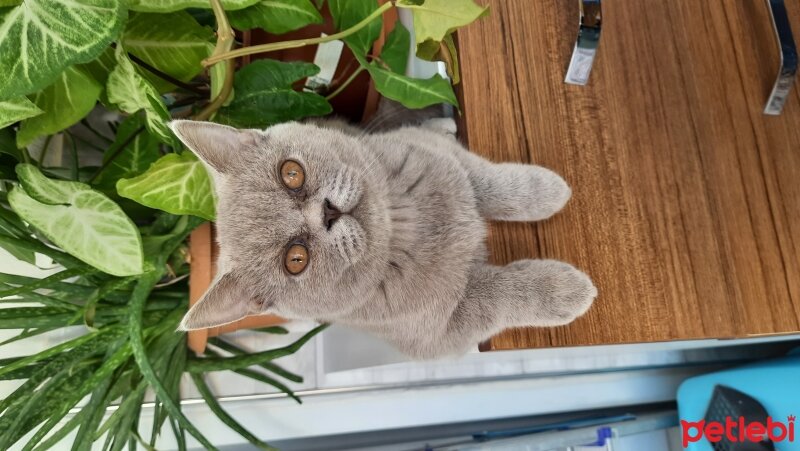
[431,260,596,357]
[450,149,572,222]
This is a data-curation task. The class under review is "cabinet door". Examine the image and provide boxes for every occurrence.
[455,0,800,350]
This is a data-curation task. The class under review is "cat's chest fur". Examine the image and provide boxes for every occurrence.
[341,128,487,328]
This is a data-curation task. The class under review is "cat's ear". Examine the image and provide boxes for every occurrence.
[177,272,257,330]
[169,120,258,173]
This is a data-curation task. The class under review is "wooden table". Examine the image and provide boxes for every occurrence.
[456,0,800,350]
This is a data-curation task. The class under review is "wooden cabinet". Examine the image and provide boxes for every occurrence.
[455,0,800,350]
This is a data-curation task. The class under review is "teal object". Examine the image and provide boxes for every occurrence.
[677,352,800,450]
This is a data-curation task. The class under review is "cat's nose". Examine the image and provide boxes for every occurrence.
[323,199,342,230]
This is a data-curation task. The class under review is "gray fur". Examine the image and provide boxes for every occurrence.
[169,118,596,359]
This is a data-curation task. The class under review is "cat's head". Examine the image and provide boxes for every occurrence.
[169,120,390,330]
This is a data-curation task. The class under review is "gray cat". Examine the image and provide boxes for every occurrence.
[170,117,596,359]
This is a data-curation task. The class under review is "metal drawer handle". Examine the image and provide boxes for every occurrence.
[565,0,602,85]
[764,0,798,115]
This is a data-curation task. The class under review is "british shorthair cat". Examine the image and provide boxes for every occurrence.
[170,116,596,359]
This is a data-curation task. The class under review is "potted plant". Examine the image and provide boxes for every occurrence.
[0,0,487,449]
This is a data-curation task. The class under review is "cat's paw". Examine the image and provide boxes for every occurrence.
[511,259,597,326]
[524,166,571,221]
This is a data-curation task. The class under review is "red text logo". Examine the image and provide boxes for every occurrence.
[681,415,795,447]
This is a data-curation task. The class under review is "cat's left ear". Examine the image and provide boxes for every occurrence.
[169,120,259,174]
[178,272,261,331]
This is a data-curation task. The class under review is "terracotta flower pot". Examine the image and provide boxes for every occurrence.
[187,3,398,354]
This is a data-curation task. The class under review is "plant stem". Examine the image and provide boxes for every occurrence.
[38,134,54,166]
[203,1,394,66]
[126,51,207,96]
[67,132,105,153]
[80,119,113,144]
[326,66,365,100]
[88,125,145,183]
[194,0,235,121]
[65,132,79,181]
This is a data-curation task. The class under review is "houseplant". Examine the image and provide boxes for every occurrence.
[0,0,487,449]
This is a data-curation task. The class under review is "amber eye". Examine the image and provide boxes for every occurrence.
[280,160,305,190]
[284,243,309,275]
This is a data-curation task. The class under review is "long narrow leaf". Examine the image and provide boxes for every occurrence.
[129,272,217,450]
[94,380,147,439]
[32,409,90,451]
[0,327,59,347]
[168,417,187,451]
[0,267,95,297]
[233,367,301,404]
[188,324,328,372]
[0,329,115,412]
[191,373,276,450]
[0,327,122,378]
[107,391,144,451]
[0,306,74,328]
[0,365,94,449]
[71,374,115,451]
[209,338,303,383]
[0,272,94,290]
[0,235,87,270]
[21,343,134,451]
[251,326,289,334]
[77,276,136,329]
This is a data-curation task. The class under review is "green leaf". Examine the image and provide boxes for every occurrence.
[116,152,216,220]
[380,23,411,74]
[216,59,332,128]
[0,365,94,449]
[93,114,159,189]
[209,338,303,383]
[229,0,323,35]
[0,331,109,412]
[129,0,260,13]
[0,97,43,129]
[0,326,122,379]
[253,325,290,334]
[78,47,117,105]
[0,266,92,297]
[121,12,215,92]
[0,0,125,100]
[107,46,174,145]
[234,367,302,403]
[0,237,35,264]
[0,205,35,264]
[0,127,22,161]
[328,0,382,55]
[94,380,147,440]
[21,343,133,451]
[191,373,277,450]
[9,164,144,276]
[16,66,101,148]
[364,63,458,109]
[397,0,488,57]
[79,46,117,87]
[15,163,89,205]
[0,307,74,328]
[187,324,328,372]
[441,34,460,84]
[129,273,217,450]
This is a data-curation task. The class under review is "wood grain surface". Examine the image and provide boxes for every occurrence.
[455,0,800,350]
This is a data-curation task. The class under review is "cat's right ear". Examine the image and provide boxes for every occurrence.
[169,120,258,174]
[177,272,259,331]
